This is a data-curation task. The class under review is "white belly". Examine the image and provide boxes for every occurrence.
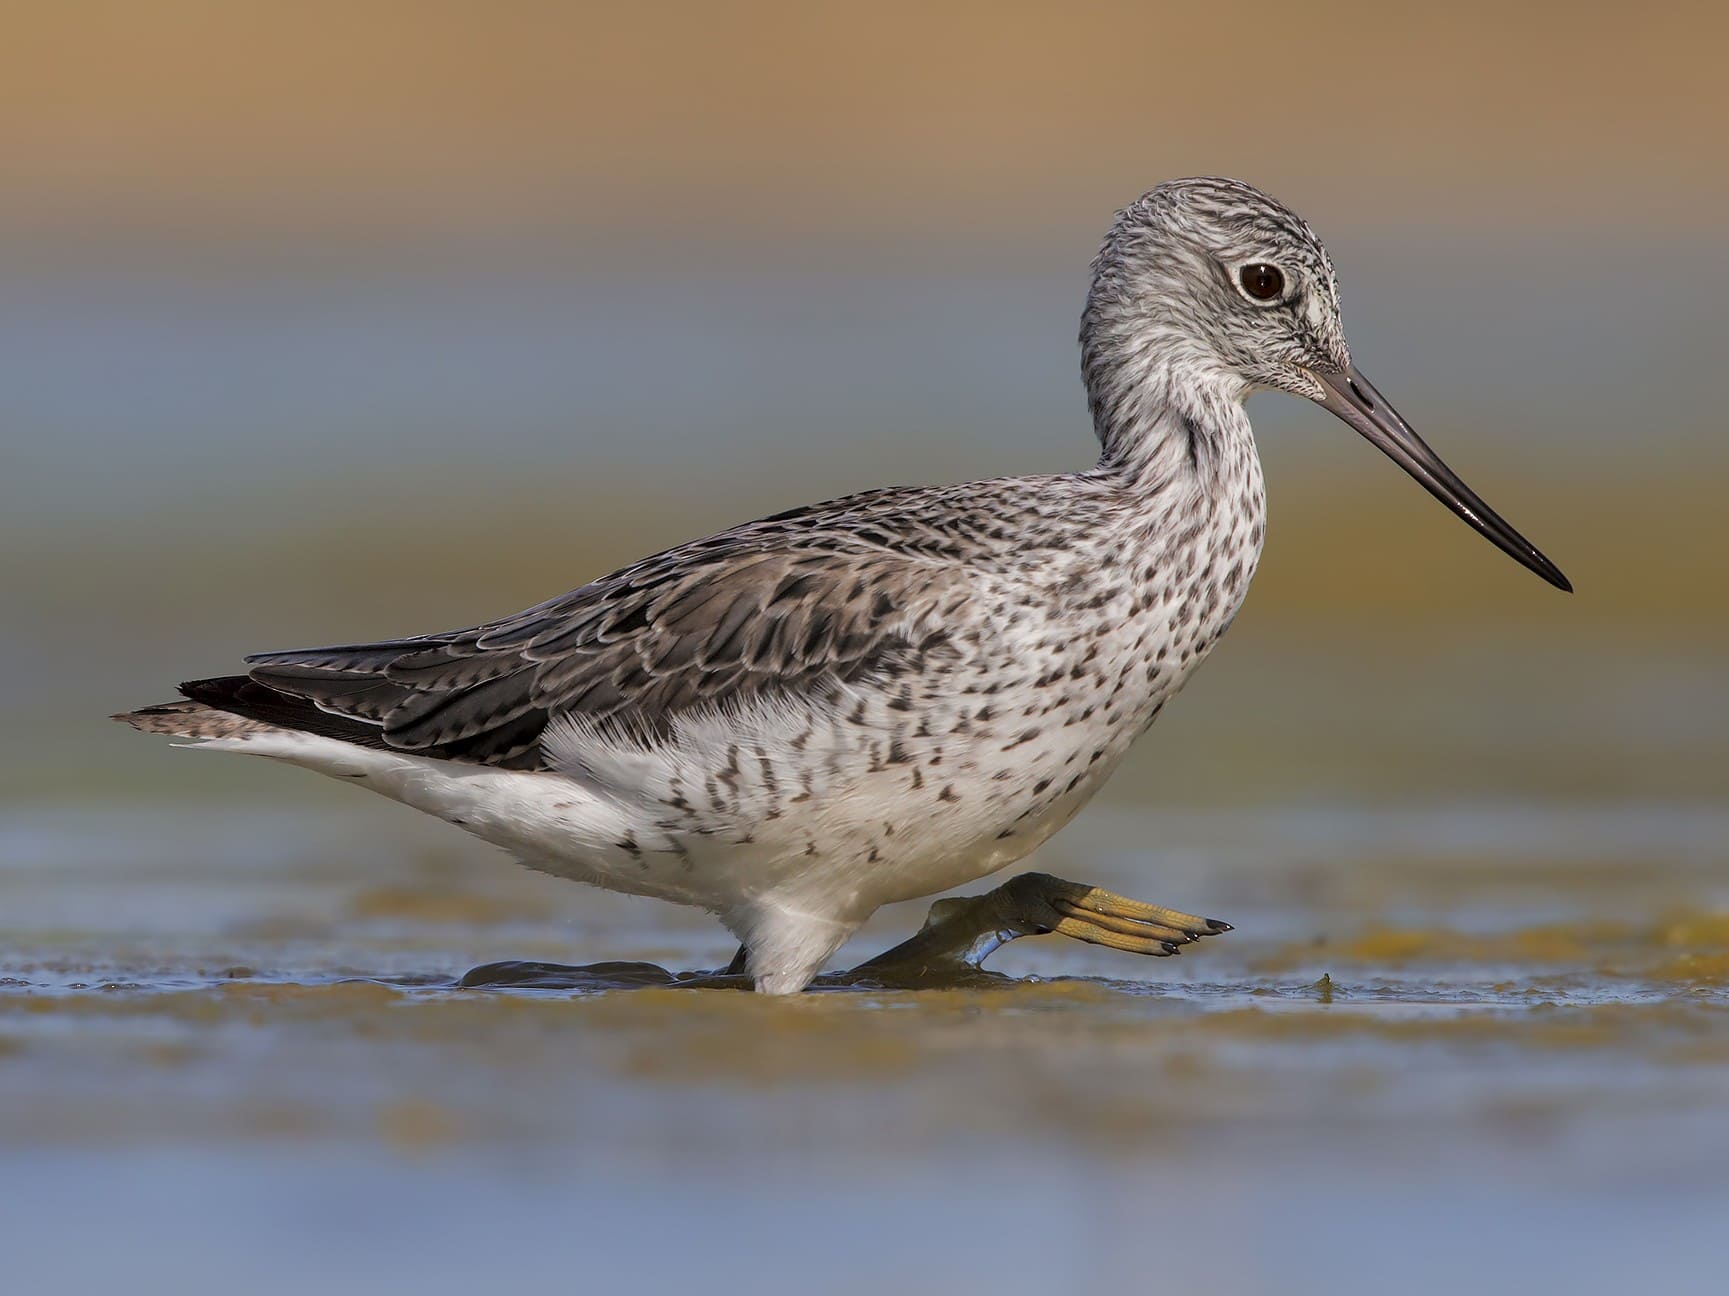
[184,674,1135,926]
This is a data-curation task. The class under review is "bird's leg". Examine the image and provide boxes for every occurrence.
[455,880,1229,993]
[841,871,1232,988]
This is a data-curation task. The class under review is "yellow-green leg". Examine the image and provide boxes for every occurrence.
[838,871,1231,988]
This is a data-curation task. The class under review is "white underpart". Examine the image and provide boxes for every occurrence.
[182,686,1097,995]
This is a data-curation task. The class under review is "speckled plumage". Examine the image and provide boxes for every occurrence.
[120,177,1511,994]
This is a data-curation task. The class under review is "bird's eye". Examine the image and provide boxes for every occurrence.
[1238,263,1285,301]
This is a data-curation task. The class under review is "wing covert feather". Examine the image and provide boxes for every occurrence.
[244,517,967,768]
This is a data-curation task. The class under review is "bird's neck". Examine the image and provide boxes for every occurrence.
[1075,334,1268,693]
[1082,327,1255,497]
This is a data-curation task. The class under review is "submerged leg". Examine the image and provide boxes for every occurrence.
[842,871,1232,988]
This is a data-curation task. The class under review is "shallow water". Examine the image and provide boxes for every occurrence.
[5,244,1727,1292]
[4,798,1727,1295]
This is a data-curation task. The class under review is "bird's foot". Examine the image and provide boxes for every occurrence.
[843,870,1231,987]
[1002,871,1232,957]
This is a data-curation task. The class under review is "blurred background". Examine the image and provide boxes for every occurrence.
[2,4,1726,1293]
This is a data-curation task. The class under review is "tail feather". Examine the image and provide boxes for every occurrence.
[111,699,278,741]
[114,676,393,749]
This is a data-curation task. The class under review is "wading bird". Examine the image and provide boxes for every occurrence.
[119,178,1569,994]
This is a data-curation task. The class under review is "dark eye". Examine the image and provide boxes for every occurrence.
[1238,263,1285,301]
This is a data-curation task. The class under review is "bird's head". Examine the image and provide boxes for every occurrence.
[1089,175,1351,401]
[1083,176,1570,592]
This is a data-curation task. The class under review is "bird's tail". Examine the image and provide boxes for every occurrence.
[111,698,280,741]
[115,675,398,749]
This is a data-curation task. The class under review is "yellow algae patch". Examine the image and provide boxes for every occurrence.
[1189,1002,1728,1052]
[219,980,404,1004]
[1649,952,1729,983]
[1255,924,1599,970]
[347,885,552,925]
[1257,914,1729,975]
[568,983,1147,1087]
[1655,913,1729,951]
[1333,930,1457,963]
[607,998,927,1085]
[0,980,419,1031]
[623,1028,920,1086]
[376,1099,461,1152]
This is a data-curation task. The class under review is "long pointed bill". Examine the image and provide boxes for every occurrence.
[1314,366,1571,592]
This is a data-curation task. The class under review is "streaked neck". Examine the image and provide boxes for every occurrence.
[1086,358,1254,495]
[1080,287,1252,488]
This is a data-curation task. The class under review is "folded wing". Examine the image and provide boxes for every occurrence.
[228,521,962,770]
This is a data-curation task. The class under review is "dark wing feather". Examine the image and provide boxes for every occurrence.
[237,504,967,770]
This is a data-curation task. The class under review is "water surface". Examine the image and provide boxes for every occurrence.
[4,794,1727,1295]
